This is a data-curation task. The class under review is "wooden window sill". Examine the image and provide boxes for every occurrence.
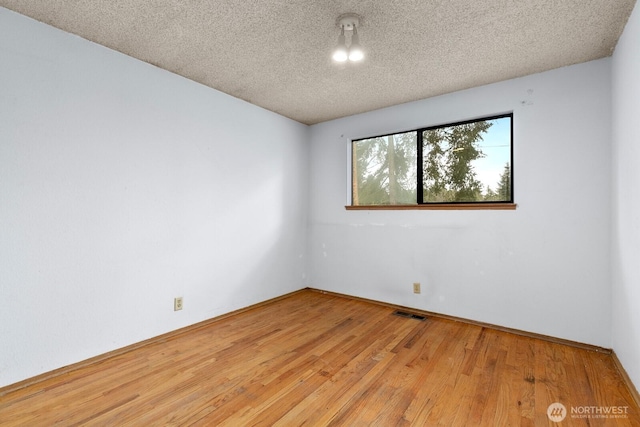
[345,203,517,211]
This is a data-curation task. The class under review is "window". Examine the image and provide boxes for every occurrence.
[351,114,513,208]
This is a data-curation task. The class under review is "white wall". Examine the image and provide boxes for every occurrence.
[0,8,309,387]
[612,2,640,393]
[308,59,612,348]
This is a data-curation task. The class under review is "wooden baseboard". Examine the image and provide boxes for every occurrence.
[612,351,640,409]
[0,289,306,397]
[307,288,612,354]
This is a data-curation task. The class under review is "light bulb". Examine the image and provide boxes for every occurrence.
[348,26,364,61]
[332,26,348,62]
[348,45,364,61]
[333,46,348,62]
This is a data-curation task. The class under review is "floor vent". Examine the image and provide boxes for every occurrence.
[393,310,427,321]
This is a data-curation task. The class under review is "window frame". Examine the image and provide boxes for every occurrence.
[347,113,516,210]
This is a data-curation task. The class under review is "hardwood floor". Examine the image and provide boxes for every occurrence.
[1,289,638,426]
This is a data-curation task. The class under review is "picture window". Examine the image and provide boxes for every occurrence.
[351,114,513,207]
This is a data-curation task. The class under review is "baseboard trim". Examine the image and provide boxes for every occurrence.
[0,289,306,397]
[307,288,612,354]
[612,351,640,409]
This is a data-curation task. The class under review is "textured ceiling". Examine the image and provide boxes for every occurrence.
[1,1,636,125]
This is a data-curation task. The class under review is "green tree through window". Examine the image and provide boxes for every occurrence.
[352,114,512,205]
[352,132,416,205]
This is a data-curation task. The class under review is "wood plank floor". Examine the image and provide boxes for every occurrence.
[1,290,638,426]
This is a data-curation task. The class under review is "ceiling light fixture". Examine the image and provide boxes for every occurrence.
[332,13,364,63]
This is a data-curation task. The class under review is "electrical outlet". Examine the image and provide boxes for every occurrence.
[174,297,183,311]
[413,283,421,294]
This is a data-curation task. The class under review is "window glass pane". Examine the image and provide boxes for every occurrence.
[352,132,417,205]
[422,116,511,202]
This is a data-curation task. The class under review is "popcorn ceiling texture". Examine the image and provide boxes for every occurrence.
[0,0,635,124]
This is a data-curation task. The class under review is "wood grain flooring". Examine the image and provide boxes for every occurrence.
[1,289,638,426]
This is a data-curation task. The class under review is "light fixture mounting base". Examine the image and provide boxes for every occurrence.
[336,13,362,30]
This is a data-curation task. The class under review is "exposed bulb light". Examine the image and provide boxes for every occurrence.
[332,26,348,62]
[332,13,364,63]
[348,25,364,62]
